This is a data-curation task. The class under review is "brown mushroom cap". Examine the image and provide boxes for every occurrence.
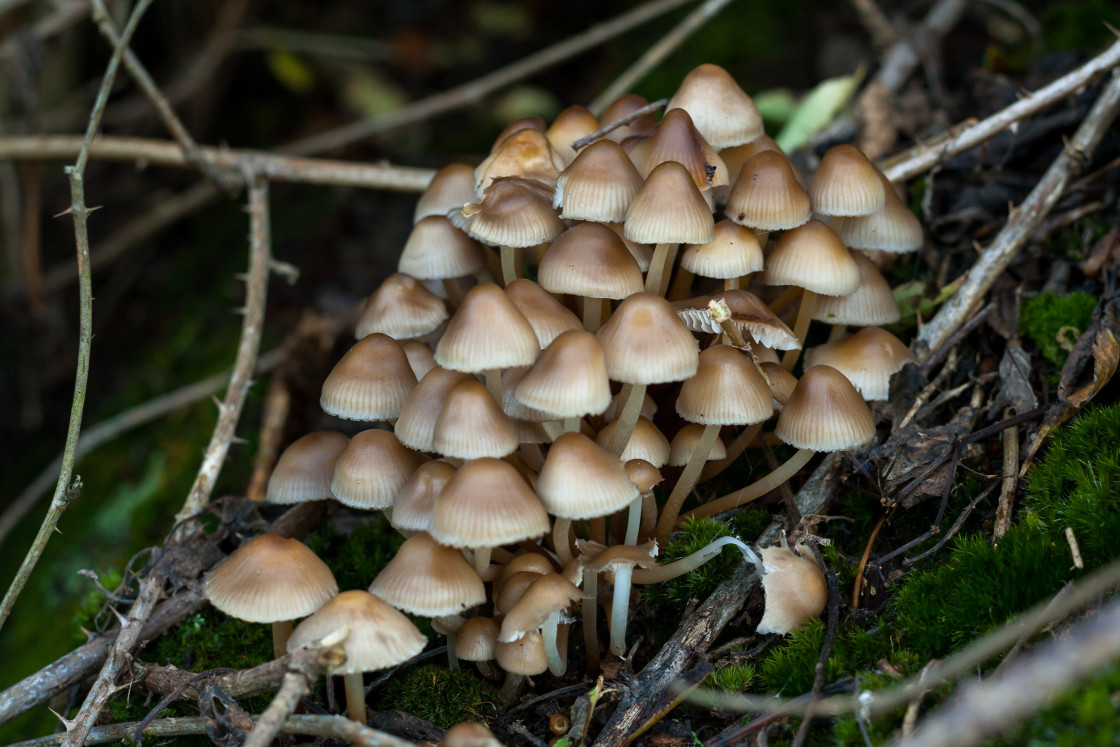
[475,129,566,196]
[804,326,914,401]
[432,379,518,459]
[601,94,658,142]
[597,293,699,385]
[546,105,601,166]
[321,334,417,421]
[455,616,501,662]
[495,630,549,676]
[668,424,728,467]
[430,458,550,549]
[462,177,564,248]
[812,251,901,326]
[676,345,773,426]
[504,278,582,348]
[596,416,670,468]
[435,282,540,372]
[355,273,449,341]
[286,590,426,674]
[204,534,338,623]
[774,365,875,451]
[499,573,587,642]
[680,219,764,280]
[439,722,503,747]
[666,63,765,149]
[632,108,728,190]
[830,170,923,252]
[538,223,644,300]
[809,144,886,217]
[725,150,812,231]
[579,542,658,573]
[414,163,477,224]
[625,459,663,494]
[330,429,429,510]
[266,432,349,505]
[398,215,488,280]
[513,330,612,419]
[390,460,457,534]
[756,545,828,635]
[368,533,486,617]
[496,552,556,593]
[554,140,643,222]
[537,432,640,519]
[624,161,715,245]
[395,367,475,453]
[763,220,860,297]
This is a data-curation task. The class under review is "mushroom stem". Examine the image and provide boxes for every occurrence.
[654,423,721,545]
[271,620,294,659]
[500,672,525,701]
[485,367,503,403]
[602,383,647,456]
[723,276,740,291]
[473,546,493,578]
[563,416,581,434]
[541,610,566,676]
[781,290,817,371]
[681,448,815,524]
[631,536,764,584]
[768,285,800,315]
[699,423,763,482]
[343,672,366,724]
[624,496,643,545]
[500,245,521,286]
[608,564,635,656]
[827,323,847,342]
[583,570,600,676]
[553,517,574,566]
[442,277,465,307]
[446,633,459,670]
[645,242,674,295]
[582,296,603,332]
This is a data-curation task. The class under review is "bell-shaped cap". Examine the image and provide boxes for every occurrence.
[462,177,564,248]
[432,380,518,459]
[804,327,914,401]
[514,330,611,419]
[546,105,600,166]
[680,219,764,280]
[390,460,456,534]
[475,128,566,195]
[666,63,765,148]
[774,365,875,451]
[763,220,860,296]
[538,223,644,300]
[596,292,699,385]
[321,334,416,421]
[434,282,540,372]
[676,345,773,425]
[455,616,501,663]
[554,140,643,222]
[369,533,486,617]
[356,273,448,341]
[831,170,923,252]
[499,573,587,642]
[398,215,488,280]
[329,429,428,509]
[630,108,728,190]
[505,278,582,348]
[395,367,474,452]
[266,432,349,505]
[414,163,476,224]
[725,150,812,231]
[287,590,426,673]
[430,458,550,548]
[496,630,549,676]
[597,416,670,467]
[809,144,885,217]
[537,432,639,519]
[624,162,714,245]
[600,94,658,143]
[668,424,727,466]
[812,251,900,326]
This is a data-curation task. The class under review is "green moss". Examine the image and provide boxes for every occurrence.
[305,515,404,592]
[149,609,274,673]
[708,662,757,693]
[379,665,502,728]
[1041,0,1120,52]
[1019,291,1097,368]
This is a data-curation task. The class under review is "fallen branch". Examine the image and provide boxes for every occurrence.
[914,66,1120,357]
[243,636,347,747]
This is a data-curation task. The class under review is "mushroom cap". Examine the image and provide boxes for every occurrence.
[600,221,654,272]
[756,545,828,635]
[321,334,417,421]
[414,163,477,224]
[631,108,728,190]
[804,326,914,401]
[718,135,784,187]
[546,104,601,166]
[774,365,876,451]
[398,215,488,280]
[830,170,923,252]
[462,177,564,248]
[676,345,774,426]
[286,590,426,674]
[204,534,338,623]
[368,533,486,617]
[475,129,565,196]
[537,432,640,519]
[499,573,587,642]
[496,552,556,593]
[812,251,900,326]
[596,416,670,468]
[538,223,644,300]
[504,278,582,348]
[439,722,503,747]
[390,460,457,534]
[625,459,663,494]
[433,379,518,459]
[596,293,699,385]
[266,431,349,505]
[355,273,449,341]
[514,330,612,419]
[554,140,643,222]
[395,367,475,453]
[673,290,800,350]
[762,220,860,297]
[401,340,438,381]
[495,630,549,676]
[435,282,540,372]
[624,161,715,245]
[760,361,798,409]
[668,423,727,466]
[809,144,885,217]
[725,150,812,231]
[455,616,501,662]
[666,63,765,148]
[601,94,659,143]
[329,429,429,510]
[430,458,550,548]
[579,541,658,573]
[680,219,764,280]
[495,571,544,615]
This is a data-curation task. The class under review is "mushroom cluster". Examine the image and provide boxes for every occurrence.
[203,62,924,715]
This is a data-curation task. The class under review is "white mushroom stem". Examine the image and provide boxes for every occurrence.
[271,620,293,659]
[602,383,647,456]
[500,245,521,286]
[645,242,674,295]
[682,447,816,524]
[484,368,503,404]
[553,517,574,566]
[724,276,739,291]
[344,672,366,724]
[582,296,603,332]
[781,290,818,371]
[563,416,581,434]
[827,324,847,342]
[446,633,459,670]
[608,563,637,656]
[473,546,493,578]
[541,610,566,676]
[631,536,764,584]
[654,423,722,545]
[624,495,643,546]
[583,570,600,675]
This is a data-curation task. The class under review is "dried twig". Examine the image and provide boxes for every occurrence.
[284,0,694,155]
[588,0,734,116]
[571,98,668,149]
[914,67,1120,357]
[243,638,348,747]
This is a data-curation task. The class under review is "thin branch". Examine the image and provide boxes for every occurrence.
[588,0,734,116]
[0,0,153,638]
[882,37,1120,183]
[0,135,436,191]
[284,0,693,155]
[914,67,1120,357]
[0,0,92,62]
[571,98,668,149]
[243,640,346,747]
[174,175,272,524]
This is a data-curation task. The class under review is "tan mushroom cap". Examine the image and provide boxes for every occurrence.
[554,140,643,222]
[680,219,764,280]
[597,292,699,385]
[601,93,659,143]
[505,279,582,348]
[600,221,654,272]
[430,457,550,548]
[401,340,438,381]
[414,163,477,224]
[495,570,543,615]
[624,161,715,245]
[390,460,457,534]
[596,416,670,468]
[500,366,554,423]
[491,116,547,149]
[266,431,349,505]
[204,534,338,623]
[546,104,600,166]
[673,290,800,350]
[631,108,728,190]
[812,251,900,326]
[804,326,914,401]
[760,361,798,409]
[537,432,640,519]
[398,215,488,280]
[439,721,503,747]
[321,333,417,421]
[725,150,812,231]
[462,177,564,248]
[719,135,784,186]
[330,429,429,510]
[499,573,587,642]
[756,545,828,635]
[774,365,875,451]
[355,273,449,341]
[496,552,556,593]
[809,144,886,217]
[668,424,727,466]
[496,630,549,676]
[455,616,500,662]
[831,170,923,252]
[433,379,518,459]
[625,459,663,494]
[435,282,540,372]
[475,128,566,196]
[666,63,765,149]
[368,533,486,617]
[286,590,426,674]
[676,345,774,426]
[579,541,658,573]
[514,330,611,419]
[763,220,860,297]
[538,223,644,300]
[395,367,475,453]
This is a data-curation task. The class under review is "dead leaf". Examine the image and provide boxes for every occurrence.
[877,404,977,506]
[992,343,1038,415]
